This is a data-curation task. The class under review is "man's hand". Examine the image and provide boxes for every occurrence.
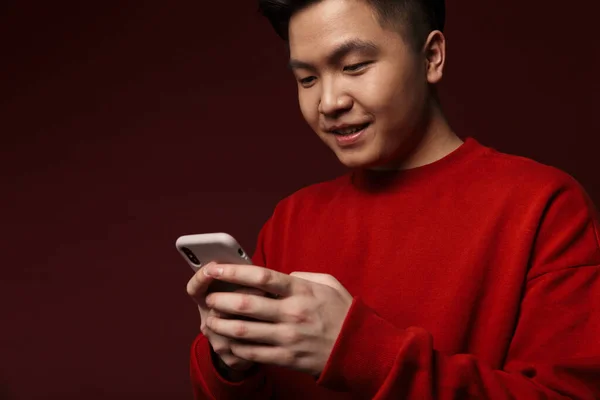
[202,264,354,376]
[186,265,257,374]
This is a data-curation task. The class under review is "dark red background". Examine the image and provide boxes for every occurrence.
[1,1,598,399]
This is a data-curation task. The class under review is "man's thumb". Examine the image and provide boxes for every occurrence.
[290,271,344,291]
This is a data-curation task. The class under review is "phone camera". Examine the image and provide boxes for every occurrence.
[181,247,201,266]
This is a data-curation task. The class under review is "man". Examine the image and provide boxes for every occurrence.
[187,0,600,398]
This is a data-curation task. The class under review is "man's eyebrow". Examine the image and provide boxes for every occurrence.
[288,39,380,71]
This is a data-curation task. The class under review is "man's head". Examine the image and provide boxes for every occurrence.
[259,0,448,169]
[259,0,444,52]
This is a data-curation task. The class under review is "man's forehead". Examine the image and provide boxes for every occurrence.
[288,0,380,43]
[288,0,386,59]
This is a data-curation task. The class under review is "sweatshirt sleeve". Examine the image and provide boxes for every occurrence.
[316,180,600,399]
[190,334,271,399]
[189,218,275,400]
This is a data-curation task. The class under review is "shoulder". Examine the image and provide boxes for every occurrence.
[474,144,599,241]
[473,143,590,200]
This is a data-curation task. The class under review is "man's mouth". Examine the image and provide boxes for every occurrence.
[331,123,371,135]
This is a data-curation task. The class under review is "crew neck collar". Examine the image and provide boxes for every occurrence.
[350,137,487,192]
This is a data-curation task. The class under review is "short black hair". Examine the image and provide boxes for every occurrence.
[258,0,445,51]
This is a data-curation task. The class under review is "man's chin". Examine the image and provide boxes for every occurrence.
[334,150,379,169]
[320,135,379,168]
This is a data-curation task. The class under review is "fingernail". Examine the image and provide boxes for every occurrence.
[202,262,215,276]
[204,263,223,277]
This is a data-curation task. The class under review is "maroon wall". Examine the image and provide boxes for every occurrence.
[1,1,598,399]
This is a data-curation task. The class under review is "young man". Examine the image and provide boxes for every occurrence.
[187,0,600,398]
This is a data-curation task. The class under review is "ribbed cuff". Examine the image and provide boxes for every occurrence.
[316,297,404,397]
[190,334,271,399]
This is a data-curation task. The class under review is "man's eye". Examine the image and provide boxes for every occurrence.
[299,76,317,87]
[343,62,371,73]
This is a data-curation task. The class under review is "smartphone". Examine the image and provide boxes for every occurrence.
[176,232,252,271]
[176,232,253,293]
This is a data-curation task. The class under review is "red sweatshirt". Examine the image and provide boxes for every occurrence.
[190,138,600,399]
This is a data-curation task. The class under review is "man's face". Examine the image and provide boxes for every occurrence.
[288,0,431,169]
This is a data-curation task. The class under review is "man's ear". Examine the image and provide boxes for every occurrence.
[423,30,446,84]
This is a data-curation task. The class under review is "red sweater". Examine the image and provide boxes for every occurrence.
[190,138,600,399]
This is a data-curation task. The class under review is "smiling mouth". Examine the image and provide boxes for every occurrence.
[331,123,371,135]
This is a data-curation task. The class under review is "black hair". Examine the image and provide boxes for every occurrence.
[258,0,445,51]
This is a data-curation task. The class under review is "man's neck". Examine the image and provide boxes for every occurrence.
[371,105,462,171]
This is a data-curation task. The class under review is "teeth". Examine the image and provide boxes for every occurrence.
[334,125,367,135]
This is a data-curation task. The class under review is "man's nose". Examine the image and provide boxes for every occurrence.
[318,79,353,117]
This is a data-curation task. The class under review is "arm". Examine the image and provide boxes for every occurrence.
[317,182,600,399]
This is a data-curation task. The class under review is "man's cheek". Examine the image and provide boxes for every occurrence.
[298,96,317,121]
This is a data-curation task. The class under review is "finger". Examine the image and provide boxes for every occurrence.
[290,272,344,291]
[206,315,293,346]
[186,266,216,304]
[208,333,255,371]
[234,287,265,296]
[204,264,295,297]
[207,331,232,356]
[220,353,255,371]
[206,328,249,357]
[206,292,280,322]
[230,342,305,371]
[209,308,229,320]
